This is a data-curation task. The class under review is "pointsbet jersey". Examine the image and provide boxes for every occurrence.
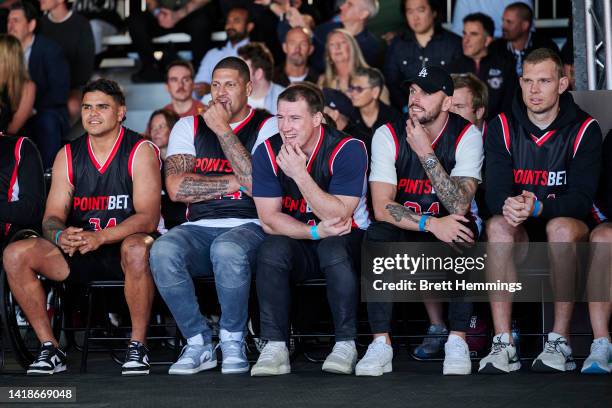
[65,127,158,231]
[252,124,370,229]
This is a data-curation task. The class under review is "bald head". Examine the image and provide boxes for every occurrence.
[283,27,314,67]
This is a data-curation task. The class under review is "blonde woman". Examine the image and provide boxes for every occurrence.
[318,29,389,104]
[0,34,35,134]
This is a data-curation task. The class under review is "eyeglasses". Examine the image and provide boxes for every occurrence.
[347,85,374,93]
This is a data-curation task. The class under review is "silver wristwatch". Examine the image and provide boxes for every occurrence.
[422,156,438,170]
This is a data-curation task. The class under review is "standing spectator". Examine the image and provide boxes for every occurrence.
[162,60,206,118]
[489,2,559,77]
[128,0,217,83]
[451,0,533,38]
[0,33,35,134]
[39,0,95,122]
[448,12,517,119]
[273,26,319,87]
[237,42,285,115]
[384,0,462,109]
[8,1,69,170]
[193,7,254,98]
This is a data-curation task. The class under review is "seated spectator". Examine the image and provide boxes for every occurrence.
[347,66,402,151]
[0,135,45,248]
[163,60,206,117]
[489,2,559,76]
[479,49,602,375]
[128,0,217,83]
[273,26,319,87]
[450,73,488,130]
[384,0,462,109]
[322,86,368,143]
[276,0,381,73]
[0,33,35,134]
[237,42,285,115]
[448,12,517,119]
[145,108,186,232]
[74,0,124,55]
[193,6,253,98]
[39,0,95,121]
[250,84,369,376]
[8,1,70,170]
[451,0,532,38]
[2,78,162,377]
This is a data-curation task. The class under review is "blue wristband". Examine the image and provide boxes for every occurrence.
[54,230,63,245]
[239,186,247,193]
[419,215,430,232]
[532,200,541,217]
[310,225,320,240]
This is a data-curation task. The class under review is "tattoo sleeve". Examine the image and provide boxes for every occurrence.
[42,216,67,243]
[418,153,478,214]
[165,154,235,203]
[217,130,252,188]
[386,203,421,224]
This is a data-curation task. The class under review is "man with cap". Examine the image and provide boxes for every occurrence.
[356,66,484,376]
[322,87,369,145]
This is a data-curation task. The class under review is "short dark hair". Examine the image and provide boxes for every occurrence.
[212,56,251,82]
[166,60,194,81]
[402,0,443,27]
[9,1,38,22]
[463,12,495,37]
[523,47,564,79]
[506,2,533,24]
[237,42,274,82]
[353,66,385,92]
[278,83,325,115]
[82,78,126,106]
[228,6,253,24]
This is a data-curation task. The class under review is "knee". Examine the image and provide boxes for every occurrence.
[486,215,516,242]
[210,240,250,288]
[120,235,152,277]
[2,241,30,277]
[317,236,350,269]
[365,222,395,242]
[546,217,587,242]
[590,224,612,243]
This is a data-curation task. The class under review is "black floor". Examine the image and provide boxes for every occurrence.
[1,347,611,408]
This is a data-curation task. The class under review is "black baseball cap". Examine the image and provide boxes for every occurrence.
[403,66,454,96]
[322,88,354,118]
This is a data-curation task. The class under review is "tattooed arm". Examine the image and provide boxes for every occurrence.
[216,129,253,193]
[164,154,241,203]
[418,153,478,215]
[371,181,424,231]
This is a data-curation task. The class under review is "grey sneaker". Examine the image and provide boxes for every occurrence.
[413,324,448,359]
[478,333,521,374]
[322,341,358,374]
[355,337,393,376]
[532,333,576,372]
[581,337,612,374]
[219,330,249,374]
[251,342,290,376]
[168,343,217,375]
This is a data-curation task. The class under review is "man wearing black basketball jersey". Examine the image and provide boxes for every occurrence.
[356,66,484,377]
[149,57,277,375]
[479,48,602,374]
[2,79,162,376]
[250,84,370,376]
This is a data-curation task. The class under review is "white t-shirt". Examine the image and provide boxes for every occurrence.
[369,120,483,186]
[166,112,278,228]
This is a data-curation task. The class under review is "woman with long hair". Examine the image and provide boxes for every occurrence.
[0,34,35,134]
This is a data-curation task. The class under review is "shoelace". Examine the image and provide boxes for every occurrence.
[126,343,142,362]
[34,347,52,363]
[331,343,354,360]
[259,344,284,362]
[543,339,567,355]
[489,339,510,356]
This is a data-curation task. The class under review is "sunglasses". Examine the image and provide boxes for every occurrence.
[347,85,374,93]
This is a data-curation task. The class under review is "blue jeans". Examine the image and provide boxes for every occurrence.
[149,222,264,343]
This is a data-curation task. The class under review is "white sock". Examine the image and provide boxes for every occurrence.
[267,341,286,348]
[187,333,204,346]
[373,336,387,345]
[447,333,466,344]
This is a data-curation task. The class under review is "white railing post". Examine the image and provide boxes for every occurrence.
[603,0,612,89]
[585,0,598,90]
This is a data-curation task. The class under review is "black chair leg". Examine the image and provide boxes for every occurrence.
[80,287,94,373]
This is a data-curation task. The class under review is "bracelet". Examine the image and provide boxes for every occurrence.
[532,200,541,217]
[54,230,63,245]
[239,186,247,193]
[310,225,320,240]
[419,215,430,232]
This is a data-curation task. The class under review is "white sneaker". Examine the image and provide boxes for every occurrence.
[443,334,471,375]
[532,332,576,372]
[581,337,612,374]
[355,336,393,377]
[251,341,290,376]
[168,343,217,375]
[478,333,521,374]
[322,341,358,374]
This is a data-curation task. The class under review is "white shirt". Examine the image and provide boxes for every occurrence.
[369,121,483,185]
[194,38,250,84]
[166,112,278,228]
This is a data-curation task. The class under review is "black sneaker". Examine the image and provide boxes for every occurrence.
[122,341,150,375]
[27,341,67,376]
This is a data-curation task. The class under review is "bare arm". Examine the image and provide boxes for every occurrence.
[293,171,358,221]
[418,153,478,215]
[216,129,254,192]
[164,153,240,203]
[42,148,73,242]
[174,0,211,21]
[371,181,422,231]
[254,196,313,239]
[7,81,35,134]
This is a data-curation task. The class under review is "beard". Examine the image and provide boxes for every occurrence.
[227,29,247,43]
[410,103,442,125]
[287,53,306,66]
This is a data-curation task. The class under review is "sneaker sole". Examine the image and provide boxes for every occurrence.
[221,364,250,374]
[443,365,472,375]
[531,359,576,373]
[581,362,612,375]
[122,368,150,376]
[27,365,67,376]
[321,362,355,375]
[478,361,521,374]
[251,364,291,376]
[169,360,217,375]
[355,363,392,377]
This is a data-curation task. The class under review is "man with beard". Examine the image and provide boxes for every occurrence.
[162,61,206,117]
[2,78,162,376]
[357,66,484,376]
[273,27,319,87]
[194,7,254,98]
